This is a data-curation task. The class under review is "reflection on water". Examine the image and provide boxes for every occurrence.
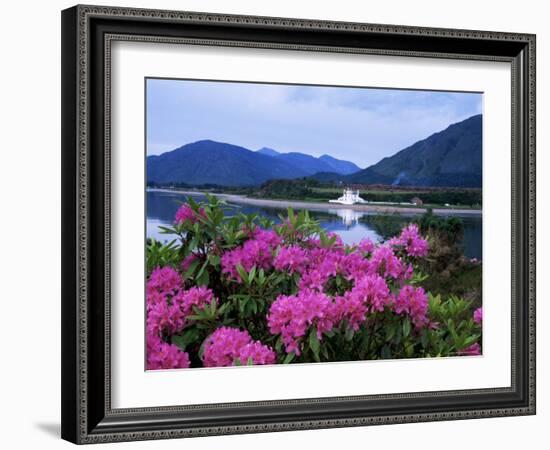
[146,190,482,259]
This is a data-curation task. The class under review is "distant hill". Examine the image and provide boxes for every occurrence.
[259,149,360,176]
[257,147,280,157]
[347,114,482,188]
[147,115,481,188]
[147,140,361,186]
[272,152,337,176]
[147,140,309,186]
[318,154,361,175]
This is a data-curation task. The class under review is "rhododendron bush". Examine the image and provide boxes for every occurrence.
[146,195,482,369]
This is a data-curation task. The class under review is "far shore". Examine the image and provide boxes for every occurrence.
[148,188,482,216]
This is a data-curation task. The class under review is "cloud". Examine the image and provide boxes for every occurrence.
[146,79,482,168]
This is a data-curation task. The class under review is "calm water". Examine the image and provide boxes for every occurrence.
[146,190,482,259]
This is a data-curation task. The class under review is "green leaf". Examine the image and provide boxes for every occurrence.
[196,268,210,286]
[344,327,354,342]
[248,265,257,284]
[420,331,428,349]
[381,344,392,360]
[195,260,209,279]
[283,352,295,364]
[386,324,396,342]
[402,317,411,338]
[171,328,200,351]
[258,268,266,286]
[236,264,249,284]
[184,259,200,278]
[309,328,321,362]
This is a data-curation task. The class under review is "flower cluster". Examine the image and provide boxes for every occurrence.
[391,223,429,258]
[146,270,216,339]
[147,266,181,299]
[147,198,481,369]
[174,204,206,225]
[267,290,336,355]
[146,265,218,368]
[147,334,190,370]
[273,245,309,274]
[202,327,276,367]
[221,229,281,280]
[368,245,411,280]
[393,285,429,328]
[173,286,214,319]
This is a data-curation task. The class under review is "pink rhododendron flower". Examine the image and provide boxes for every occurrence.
[369,245,407,280]
[473,307,483,325]
[235,341,277,366]
[147,284,215,338]
[333,274,391,330]
[202,327,275,367]
[457,342,481,356]
[334,293,367,331]
[342,252,371,282]
[298,268,328,292]
[358,238,376,254]
[174,204,206,225]
[252,228,283,249]
[267,290,336,355]
[146,299,186,338]
[274,245,309,274]
[393,285,429,328]
[147,266,181,297]
[396,224,429,257]
[352,274,391,312]
[172,286,215,319]
[147,334,190,370]
[221,228,281,281]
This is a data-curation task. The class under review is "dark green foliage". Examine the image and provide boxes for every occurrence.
[255,178,320,199]
[307,187,482,207]
[414,209,481,306]
[416,208,465,244]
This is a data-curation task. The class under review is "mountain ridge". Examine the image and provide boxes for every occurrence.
[346,114,482,188]
[147,141,360,186]
[147,114,482,188]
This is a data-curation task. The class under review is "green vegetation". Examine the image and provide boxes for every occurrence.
[414,209,481,306]
[252,178,482,208]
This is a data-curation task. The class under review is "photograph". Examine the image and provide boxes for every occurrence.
[56,3,538,445]
[145,78,484,370]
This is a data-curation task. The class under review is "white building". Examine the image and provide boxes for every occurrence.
[329,188,367,205]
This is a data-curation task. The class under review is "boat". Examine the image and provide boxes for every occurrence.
[328,188,367,205]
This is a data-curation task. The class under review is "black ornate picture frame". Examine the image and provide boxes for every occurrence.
[61,4,536,444]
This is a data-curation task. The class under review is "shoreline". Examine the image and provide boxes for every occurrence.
[148,188,482,216]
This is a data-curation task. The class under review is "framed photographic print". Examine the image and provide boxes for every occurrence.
[61,5,536,444]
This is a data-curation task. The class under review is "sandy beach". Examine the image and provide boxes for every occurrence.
[148,188,482,216]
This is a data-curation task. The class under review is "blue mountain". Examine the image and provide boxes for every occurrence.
[259,149,360,176]
[257,147,280,157]
[147,140,360,186]
[147,140,309,186]
[318,154,361,175]
[347,115,482,188]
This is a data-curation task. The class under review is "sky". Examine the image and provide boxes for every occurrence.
[146,78,482,168]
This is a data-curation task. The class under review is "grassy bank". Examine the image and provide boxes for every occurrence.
[255,179,482,209]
